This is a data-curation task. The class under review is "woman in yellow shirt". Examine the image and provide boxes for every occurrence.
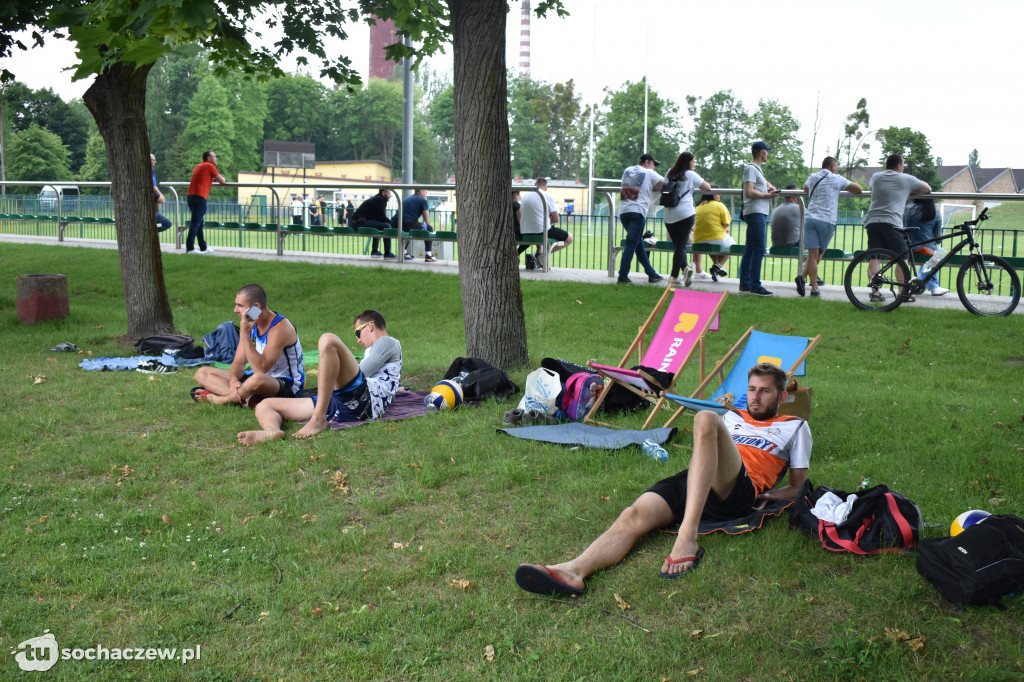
[692,185,734,282]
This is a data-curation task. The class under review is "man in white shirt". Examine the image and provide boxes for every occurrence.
[798,157,862,297]
[617,153,665,284]
[515,362,810,594]
[517,178,572,270]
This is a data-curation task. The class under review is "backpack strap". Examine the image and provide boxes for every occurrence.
[884,492,915,547]
[807,171,829,205]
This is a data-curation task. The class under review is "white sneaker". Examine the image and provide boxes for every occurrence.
[694,271,712,281]
[683,264,694,287]
[929,286,949,296]
[669,276,682,286]
[644,237,658,247]
[199,246,215,254]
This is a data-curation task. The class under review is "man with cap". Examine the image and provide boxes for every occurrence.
[738,141,780,296]
[617,153,665,284]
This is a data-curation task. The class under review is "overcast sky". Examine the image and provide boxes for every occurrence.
[2,0,1019,170]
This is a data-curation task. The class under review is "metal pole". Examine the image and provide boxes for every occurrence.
[401,35,415,261]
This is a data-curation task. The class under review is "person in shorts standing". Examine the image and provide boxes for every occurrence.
[798,157,862,297]
[864,154,931,302]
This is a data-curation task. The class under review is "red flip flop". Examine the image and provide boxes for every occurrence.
[515,564,585,596]
[660,546,706,579]
[190,386,212,403]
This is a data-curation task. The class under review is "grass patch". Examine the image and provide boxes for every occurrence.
[1,243,1023,680]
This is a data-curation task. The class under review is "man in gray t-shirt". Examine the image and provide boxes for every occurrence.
[865,154,931,254]
[770,187,802,247]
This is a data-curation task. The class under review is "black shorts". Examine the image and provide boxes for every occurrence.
[242,371,296,398]
[547,227,570,242]
[865,223,905,253]
[646,464,758,523]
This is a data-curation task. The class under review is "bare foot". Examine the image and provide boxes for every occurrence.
[237,429,285,446]
[207,393,239,406]
[292,417,329,439]
[662,537,701,576]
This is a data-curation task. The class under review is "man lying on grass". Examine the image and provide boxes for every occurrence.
[515,363,810,595]
[237,310,402,445]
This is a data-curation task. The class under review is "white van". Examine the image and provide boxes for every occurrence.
[37,185,81,212]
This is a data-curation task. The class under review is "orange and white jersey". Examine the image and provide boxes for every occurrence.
[724,410,812,495]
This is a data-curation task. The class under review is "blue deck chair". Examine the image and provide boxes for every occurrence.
[660,326,821,428]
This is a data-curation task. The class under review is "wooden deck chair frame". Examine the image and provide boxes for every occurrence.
[661,326,822,429]
[583,286,728,426]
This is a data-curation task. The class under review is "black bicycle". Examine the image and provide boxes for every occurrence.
[843,207,1020,316]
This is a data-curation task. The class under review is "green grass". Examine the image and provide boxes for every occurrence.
[1,243,1024,680]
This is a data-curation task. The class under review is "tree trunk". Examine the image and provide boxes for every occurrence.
[448,0,529,371]
[83,62,175,343]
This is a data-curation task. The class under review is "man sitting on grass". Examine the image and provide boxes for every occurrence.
[192,284,304,407]
[515,363,810,595]
[237,310,402,445]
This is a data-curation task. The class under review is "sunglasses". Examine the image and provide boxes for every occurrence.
[354,321,370,338]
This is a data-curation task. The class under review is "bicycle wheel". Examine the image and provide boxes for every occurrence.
[844,248,912,312]
[956,254,1021,316]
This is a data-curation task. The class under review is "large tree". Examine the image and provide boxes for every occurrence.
[876,125,940,187]
[595,79,681,180]
[835,97,871,178]
[6,0,561,366]
[752,98,805,187]
[7,122,73,192]
[3,1,369,341]
[686,90,749,188]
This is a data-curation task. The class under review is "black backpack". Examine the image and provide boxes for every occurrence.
[916,514,1024,608]
[658,179,690,208]
[443,357,519,402]
[789,480,922,554]
[135,333,197,356]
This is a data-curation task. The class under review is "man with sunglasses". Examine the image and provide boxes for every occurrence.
[237,310,402,445]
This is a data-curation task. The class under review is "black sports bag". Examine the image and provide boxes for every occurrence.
[916,514,1024,608]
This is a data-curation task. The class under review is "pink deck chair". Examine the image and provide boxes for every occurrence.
[583,286,727,426]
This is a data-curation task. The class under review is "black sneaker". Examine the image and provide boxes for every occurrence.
[383,253,398,260]
[648,274,664,284]
[711,263,728,279]
[750,286,775,297]
[136,360,177,374]
[817,277,825,286]
[794,275,806,297]
[617,276,632,284]
[525,253,536,270]
[370,251,384,257]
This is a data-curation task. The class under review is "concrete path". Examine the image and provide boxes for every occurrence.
[3,233,1014,313]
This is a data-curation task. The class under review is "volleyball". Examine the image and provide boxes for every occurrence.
[950,509,991,536]
[426,379,463,411]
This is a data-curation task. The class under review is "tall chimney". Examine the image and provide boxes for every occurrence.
[369,16,400,81]
[518,1,531,79]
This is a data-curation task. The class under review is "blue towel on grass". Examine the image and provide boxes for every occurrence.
[498,422,677,450]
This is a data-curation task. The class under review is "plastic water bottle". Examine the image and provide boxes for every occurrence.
[641,439,669,462]
[917,246,947,282]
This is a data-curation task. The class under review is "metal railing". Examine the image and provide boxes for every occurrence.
[3,180,1022,284]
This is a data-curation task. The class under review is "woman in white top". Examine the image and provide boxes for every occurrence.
[662,152,712,286]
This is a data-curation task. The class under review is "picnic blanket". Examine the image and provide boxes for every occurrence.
[80,354,212,371]
[660,499,794,536]
[322,390,433,430]
[498,422,677,450]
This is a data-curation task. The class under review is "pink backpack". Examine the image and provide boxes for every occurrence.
[561,373,604,421]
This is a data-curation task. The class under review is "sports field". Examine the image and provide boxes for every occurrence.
[1,242,1022,680]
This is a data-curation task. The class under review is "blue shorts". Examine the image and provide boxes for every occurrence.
[803,218,836,250]
[241,371,296,397]
[312,371,372,423]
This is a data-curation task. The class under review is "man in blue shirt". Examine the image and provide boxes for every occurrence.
[400,188,436,262]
